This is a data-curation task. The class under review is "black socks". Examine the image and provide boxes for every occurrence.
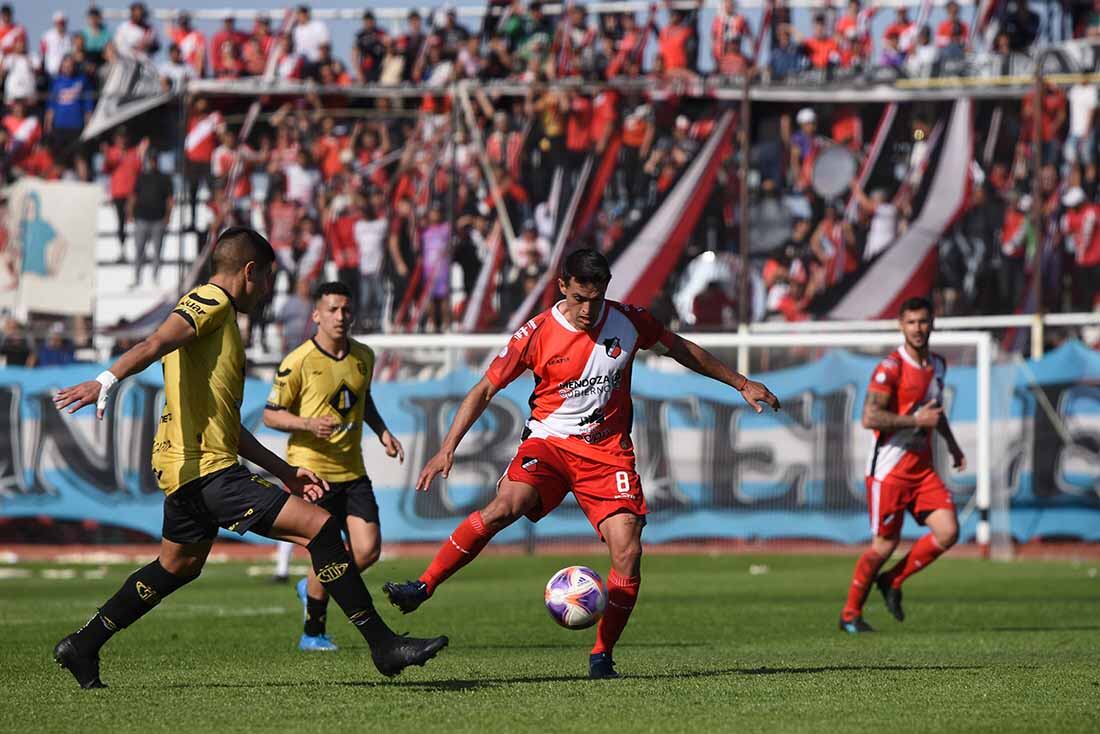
[72,559,198,655]
[306,517,393,645]
[305,596,328,637]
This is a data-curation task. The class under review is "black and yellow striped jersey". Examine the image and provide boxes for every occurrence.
[266,338,376,482]
[152,283,244,495]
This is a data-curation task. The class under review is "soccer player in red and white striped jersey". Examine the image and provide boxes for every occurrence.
[840,297,965,633]
[385,249,780,678]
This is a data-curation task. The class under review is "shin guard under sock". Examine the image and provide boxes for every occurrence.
[307,517,393,645]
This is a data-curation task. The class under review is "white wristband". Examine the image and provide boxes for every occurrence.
[96,370,119,413]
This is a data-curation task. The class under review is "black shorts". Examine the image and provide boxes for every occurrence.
[162,464,291,544]
[315,476,379,525]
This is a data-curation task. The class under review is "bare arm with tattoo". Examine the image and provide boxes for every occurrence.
[861,390,942,432]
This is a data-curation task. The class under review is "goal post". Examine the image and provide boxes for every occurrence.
[355,328,1005,558]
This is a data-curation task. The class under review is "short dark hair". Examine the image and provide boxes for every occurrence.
[313,281,352,303]
[561,248,611,286]
[898,296,934,318]
[212,227,276,275]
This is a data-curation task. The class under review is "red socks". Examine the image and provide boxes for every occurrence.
[882,534,946,589]
[842,548,888,621]
[419,512,493,595]
[591,570,641,655]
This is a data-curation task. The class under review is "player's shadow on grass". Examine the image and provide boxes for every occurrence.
[465,641,710,651]
[385,664,986,692]
[149,664,988,693]
[988,625,1100,633]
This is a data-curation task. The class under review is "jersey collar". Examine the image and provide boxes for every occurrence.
[311,337,350,361]
[551,300,607,333]
[208,282,239,312]
[897,343,928,369]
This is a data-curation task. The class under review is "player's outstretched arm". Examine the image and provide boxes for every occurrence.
[363,394,404,463]
[238,425,329,501]
[662,333,781,413]
[416,376,499,492]
[53,312,197,420]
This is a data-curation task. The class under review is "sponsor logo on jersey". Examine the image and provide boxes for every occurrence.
[328,382,359,417]
[603,337,623,358]
[521,456,539,470]
[875,371,887,384]
[579,408,606,426]
[317,562,349,583]
[557,370,623,399]
[547,355,570,366]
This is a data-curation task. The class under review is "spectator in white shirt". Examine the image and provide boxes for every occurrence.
[113,2,158,61]
[2,34,37,103]
[1065,83,1098,171]
[159,44,195,91]
[356,198,390,331]
[292,5,331,64]
[283,148,321,210]
[40,12,72,77]
[904,26,937,78]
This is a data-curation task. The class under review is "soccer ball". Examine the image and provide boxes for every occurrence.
[544,566,607,629]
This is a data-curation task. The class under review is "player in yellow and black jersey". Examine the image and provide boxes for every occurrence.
[51,228,445,689]
[264,281,406,651]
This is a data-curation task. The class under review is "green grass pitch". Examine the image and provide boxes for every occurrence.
[2,553,1098,733]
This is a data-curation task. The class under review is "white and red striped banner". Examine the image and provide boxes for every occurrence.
[828,100,974,320]
[606,109,735,307]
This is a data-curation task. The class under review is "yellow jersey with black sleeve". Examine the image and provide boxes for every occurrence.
[151,283,244,495]
[266,338,375,482]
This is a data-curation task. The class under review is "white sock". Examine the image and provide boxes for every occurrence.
[275,540,293,577]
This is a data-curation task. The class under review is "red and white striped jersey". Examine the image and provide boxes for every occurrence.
[1061,204,1100,268]
[0,22,27,57]
[185,111,222,163]
[3,114,41,152]
[866,347,946,482]
[486,301,672,469]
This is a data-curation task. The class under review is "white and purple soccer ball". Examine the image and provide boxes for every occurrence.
[544,566,607,630]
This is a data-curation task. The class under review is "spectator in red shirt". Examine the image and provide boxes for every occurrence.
[801,14,840,70]
[658,0,701,75]
[883,6,917,53]
[1021,81,1068,165]
[564,91,593,180]
[101,131,145,260]
[327,200,363,310]
[607,10,655,79]
[1061,187,1100,309]
[252,15,276,59]
[2,97,40,164]
[711,0,751,76]
[210,15,246,76]
[936,1,970,47]
[166,11,205,77]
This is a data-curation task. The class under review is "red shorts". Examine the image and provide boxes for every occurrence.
[866,471,955,538]
[504,438,647,539]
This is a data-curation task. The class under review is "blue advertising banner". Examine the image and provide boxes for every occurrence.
[2,342,1099,544]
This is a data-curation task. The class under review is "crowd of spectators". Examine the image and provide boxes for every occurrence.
[1,1,1100,351]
